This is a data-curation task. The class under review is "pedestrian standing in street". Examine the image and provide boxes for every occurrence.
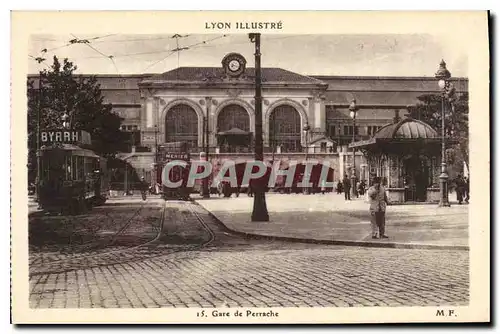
[464,176,470,203]
[139,176,148,200]
[367,176,389,239]
[358,180,366,196]
[247,183,254,197]
[343,174,351,200]
[454,174,465,204]
[336,179,343,194]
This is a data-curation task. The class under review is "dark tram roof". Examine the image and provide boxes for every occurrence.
[40,144,100,157]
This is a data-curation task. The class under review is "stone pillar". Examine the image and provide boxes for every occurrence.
[339,152,345,178]
[313,97,321,130]
[307,97,315,129]
[318,96,326,133]
[210,99,218,148]
[145,98,153,128]
[360,164,367,182]
[156,99,164,145]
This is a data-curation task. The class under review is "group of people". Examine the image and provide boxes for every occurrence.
[335,175,367,200]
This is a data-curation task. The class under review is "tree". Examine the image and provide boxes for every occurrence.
[407,90,469,174]
[27,56,129,182]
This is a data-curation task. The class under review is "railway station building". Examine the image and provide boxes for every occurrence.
[28,52,468,195]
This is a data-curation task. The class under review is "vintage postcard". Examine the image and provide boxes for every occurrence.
[11,11,490,324]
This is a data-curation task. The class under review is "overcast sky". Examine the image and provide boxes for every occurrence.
[28,34,468,77]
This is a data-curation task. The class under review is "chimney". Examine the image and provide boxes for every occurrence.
[393,109,401,124]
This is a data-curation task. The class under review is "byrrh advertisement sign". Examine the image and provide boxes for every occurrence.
[40,129,92,145]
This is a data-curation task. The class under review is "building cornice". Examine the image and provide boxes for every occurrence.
[325,89,468,93]
[28,73,469,81]
[138,81,328,90]
[27,73,156,78]
[311,75,468,81]
[109,103,141,108]
[326,103,414,109]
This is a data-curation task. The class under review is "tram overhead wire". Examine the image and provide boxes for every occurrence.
[29,34,308,75]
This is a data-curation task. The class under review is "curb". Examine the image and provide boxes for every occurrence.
[194,200,469,251]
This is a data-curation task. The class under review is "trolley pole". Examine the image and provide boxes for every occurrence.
[36,73,42,202]
[154,124,159,193]
[202,97,211,198]
[249,33,269,222]
[124,163,128,195]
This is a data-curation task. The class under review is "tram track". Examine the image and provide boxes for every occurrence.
[29,198,219,277]
[29,197,292,280]
[185,201,215,245]
[29,197,158,275]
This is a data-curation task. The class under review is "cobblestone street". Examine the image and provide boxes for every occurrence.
[29,196,470,308]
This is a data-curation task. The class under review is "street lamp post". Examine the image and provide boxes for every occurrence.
[153,124,159,194]
[435,59,451,207]
[349,99,358,198]
[302,123,311,195]
[62,112,70,129]
[35,75,43,203]
[271,115,275,164]
[202,97,211,198]
[154,124,158,160]
[249,32,269,222]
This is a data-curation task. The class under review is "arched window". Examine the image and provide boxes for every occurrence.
[269,105,302,152]
[217,105,250,132]
[165,104,198,149]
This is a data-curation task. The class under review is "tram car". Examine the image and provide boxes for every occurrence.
[37,142,109,214]
[155,141,192,201]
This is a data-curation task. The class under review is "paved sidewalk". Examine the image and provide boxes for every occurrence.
[195,193,469,250]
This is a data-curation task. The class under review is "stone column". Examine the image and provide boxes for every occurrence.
[339,151,345,178]
[156,98,164,145]
[313,97,321,130]
[210,99,218,148]
[308,97,315,128]
[145,98,154,129]
[360,163,367,182]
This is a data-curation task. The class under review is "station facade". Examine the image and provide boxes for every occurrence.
[28,52,469,190]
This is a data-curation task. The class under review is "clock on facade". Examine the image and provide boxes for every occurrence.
[228,60,241,72]
[222,53,246,77]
